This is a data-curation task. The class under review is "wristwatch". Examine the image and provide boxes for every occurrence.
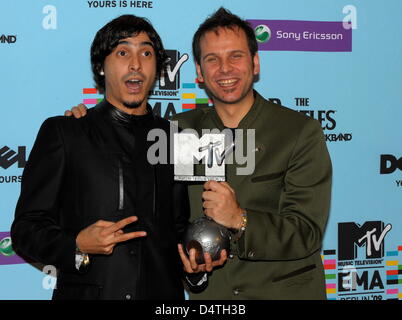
[75,247,90,271]
[233,210,247,240]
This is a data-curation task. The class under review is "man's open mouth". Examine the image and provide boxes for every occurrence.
[125,79,143,92]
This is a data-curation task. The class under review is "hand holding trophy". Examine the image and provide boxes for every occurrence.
[174,132,236,265]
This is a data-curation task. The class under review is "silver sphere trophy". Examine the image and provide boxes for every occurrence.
[174,131,234,264]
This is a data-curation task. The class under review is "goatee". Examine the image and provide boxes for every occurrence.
[123,101,141,109]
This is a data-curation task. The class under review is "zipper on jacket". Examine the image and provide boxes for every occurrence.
[152,165,157,220]
[118,158,124,210]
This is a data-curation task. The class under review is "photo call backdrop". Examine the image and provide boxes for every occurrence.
[1,0,401,300]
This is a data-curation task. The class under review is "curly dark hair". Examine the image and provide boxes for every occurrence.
[90,14,167,94]
[192,7,258,65]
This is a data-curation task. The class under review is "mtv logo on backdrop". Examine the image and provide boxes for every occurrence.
[338,221,392,261]
[159,50,189,90]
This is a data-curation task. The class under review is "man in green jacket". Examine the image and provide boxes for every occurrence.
[174,7,332,300]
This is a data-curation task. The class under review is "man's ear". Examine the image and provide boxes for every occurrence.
[196,63,204,83]
[253,52,260,76]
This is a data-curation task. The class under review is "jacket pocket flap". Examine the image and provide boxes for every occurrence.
[272,264,316,283]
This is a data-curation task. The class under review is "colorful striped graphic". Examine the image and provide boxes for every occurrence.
[182,104,196,110]
[324,262,336,270]
[83,88,98,94]
[385,245,401,300]
[182,93,196,99]
[83,98,103,105]
[387,288,398,295]
[322,249,337,297]
[387,270,400,275]
[181,81,212,111]
[182,83,196,89]
[82,88,103,105]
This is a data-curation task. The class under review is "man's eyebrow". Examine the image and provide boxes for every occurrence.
[116,40,155,48]
[202,50,246,60]
[202,53,217,60]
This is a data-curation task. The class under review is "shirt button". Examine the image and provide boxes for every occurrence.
[233,289,240,296]
[125,293,132,300]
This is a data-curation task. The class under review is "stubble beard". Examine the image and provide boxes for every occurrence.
[205,82,253,106]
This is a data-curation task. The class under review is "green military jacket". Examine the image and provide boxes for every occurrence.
[172,91,332,300]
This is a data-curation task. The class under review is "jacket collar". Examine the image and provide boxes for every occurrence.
[209,90,268,130]
[95,99,154,127]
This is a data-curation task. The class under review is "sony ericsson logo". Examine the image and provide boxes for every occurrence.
[0,232,28,265]
[0,236,15,257]
[254,24,271,43]
[248,19,352,52]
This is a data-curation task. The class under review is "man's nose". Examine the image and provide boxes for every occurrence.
[219,58,233,73]
[129,55,141,71]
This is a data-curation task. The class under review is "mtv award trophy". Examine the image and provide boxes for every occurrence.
[174,132,233,264]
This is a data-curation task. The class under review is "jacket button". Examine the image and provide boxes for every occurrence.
[233,289,240,296]
[229,254,234,259]
[125,293,132,300]
[248,251,255,258]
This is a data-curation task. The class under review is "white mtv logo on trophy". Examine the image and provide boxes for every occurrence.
[173,132,234,182]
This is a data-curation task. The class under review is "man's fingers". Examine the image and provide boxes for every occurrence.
[204,252,213,272]
[202,191,218,201]
[202,200,214,209]
[204,180,221,191]
[212,249,227,267]
[64,110,72,116]
[220,182,235,194]
[112,231,147,244]
[189,248,197,270]
[204,181,232,195]
[103,216,138,235]
[78,104,88,115]
[178,244,194,273]
[71,106,83,119]
[189,248,203,271]
[95,220,115,228]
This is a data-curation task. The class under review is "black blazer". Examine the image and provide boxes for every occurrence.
[11,101,189,300]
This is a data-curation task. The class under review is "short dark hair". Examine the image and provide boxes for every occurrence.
[192,7,258,65]
[91,14,167,94]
